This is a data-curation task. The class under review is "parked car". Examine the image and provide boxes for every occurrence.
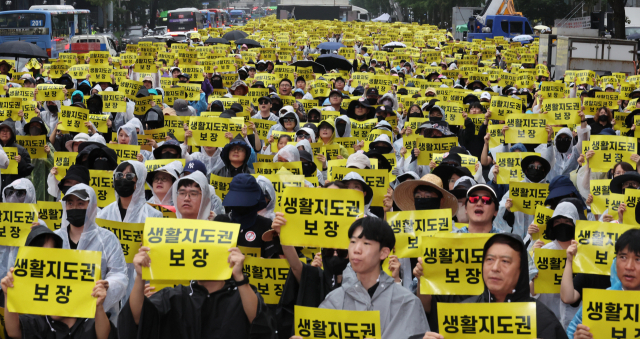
[121,26,146,46]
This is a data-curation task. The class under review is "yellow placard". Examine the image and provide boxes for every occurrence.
[495,152,540,184]
[0,98,23,121]
[254,161,303,176]
[437,302,537,338]
[539,81,564,99]
[58,106,89,133]
[96,218,143,263]
[89,114,108,134]
[622,189,640,225]
[533,248,566,294]
[542,98,581,125]
[294,305,381,339]
[16,135,46,159]
[368,74,394,93]
[416,136,458,166]
[89,51,109,65]
[0,203,38,246]
[89,64,112,83]
[509,181,549,215]
[279,186,364,249]
[37,201,63,231]
[242,256,291,304]
[329,167,388,207]
[181,66,204,82]
[120,79,144,100]
[251,118,277,139]
[504,114,548,144]
[583,289,640,339]
[53,152,77,181]
[142,218,240,281]
[387,210,453,235]
[107,144,140,162]
[420,234,492,295]
[588,135,637,172]
[8,247,101,318]
[573,220,637,275]
[35,84,65,101]
[68,65,89,80]
[439,102,466,125]
[590,179,612,215]
[188,117,243,147]
[164,116,189,142]
[209,174,232,202]
[532,205,554,245]
[163,87,184,106]
[101,91,127,113]
[177,83,201,101]
[89,170,115,208]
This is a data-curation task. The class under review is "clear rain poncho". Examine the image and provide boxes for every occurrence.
[171,171,212,220]
[117,122,139,146]
[256,175,276,220]
[190,147,223,175]
[147,160,184,206]
[54,184,128,323]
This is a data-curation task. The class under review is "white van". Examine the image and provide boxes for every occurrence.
[68,35,119,57]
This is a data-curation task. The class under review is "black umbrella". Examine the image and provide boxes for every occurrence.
[205,37,230,45]
[291,61,326,74]
[222,30,249,41]
[234,38,262,48]
[315,54,353,71]
[0,41,48,59]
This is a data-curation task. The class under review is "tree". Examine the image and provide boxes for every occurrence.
[514,0,572,26]
[609,0,626,38]
[87,0,114,29]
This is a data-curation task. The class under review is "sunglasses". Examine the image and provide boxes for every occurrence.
[258,100,270,105]
[114,172,137,181]
[4,188,26,198]
[321,248,349,258]
[298,134,311,140]
[355,104,366,109]
[528,164,543,171]
[283,118,295,123]
[468,195,493,205]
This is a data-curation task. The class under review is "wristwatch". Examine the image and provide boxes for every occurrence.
[234,274,250,287]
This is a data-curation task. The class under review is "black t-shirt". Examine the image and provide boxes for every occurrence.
[573,273,611,304]
[235,215,273,256]
[67,226,78,250]
[367,282,379,298]
[118,199,127,221]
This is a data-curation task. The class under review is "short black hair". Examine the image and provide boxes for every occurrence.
[279,78,292,86]
[348,217,395,251]
[485,234,523,260]
[115,162,135,174]
[615,228,640,255]
[177,179,200,190]
[469,102,483,109]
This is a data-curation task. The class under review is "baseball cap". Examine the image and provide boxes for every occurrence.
[62,188,90,201]
[143,76,153,82]
[178,73,191,80]
[466,184,498,204]
[480,92,491,101]
[183,160,207,176]
[366,88,379,96]
[346,152,371,169]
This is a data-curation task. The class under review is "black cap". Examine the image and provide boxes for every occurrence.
[366,88,379,96]
[178,73,191,80]
[258,96,271,103]
[26,225,63,248]
[57,165,90,193]
[230,103,243,113]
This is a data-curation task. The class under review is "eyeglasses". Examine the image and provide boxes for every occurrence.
[622,181,640,189]
[177,189,202,199]
[114,172,136,181]
[468,195,493,205]
[280,84,291,88]
[321,248,348,258]
[258,100,270,105]
[298,134,311,140]
[153,175,171,183]
[527,164,543,171]
[283,118,295,123]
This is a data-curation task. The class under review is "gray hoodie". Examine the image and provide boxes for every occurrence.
[147,160,184,206]
[266,111,301,139]
[319,265,430,338]
[171,172,212,220]
[335,115,353,138]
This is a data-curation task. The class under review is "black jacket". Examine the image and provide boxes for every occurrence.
[462,234,568,339]
[0,118,33,199]
[17,314,117,339]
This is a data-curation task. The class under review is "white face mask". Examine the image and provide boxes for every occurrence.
[456,202,469,223]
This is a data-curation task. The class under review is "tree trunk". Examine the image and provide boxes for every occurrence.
[609,0,626,38]
[102,4,108,29]
[149,0,158,29]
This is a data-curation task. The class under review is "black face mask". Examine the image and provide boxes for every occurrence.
[48,105,59,114]
[309,114,321,123]
[256,65,266,72]
[272,102,283,113]
[92,158,112,171]
[549,223,575,242]
[146,121,162,130]
[526,168,546,183]
[302,161,317,177]
[430,116,442,122]
[239,72,249,80]
[66,209,86,227]
[556,138,572,153]
[409,112,422,118]
[370,145,392,154]
[161,151,180,159]
[336,123,346,137]
[72,96,82,104]
[366,98,377,105]
[376,115,385,122]
[114,179,136,198]
[415,197,441,210]
[598,115,609,122]
[212,79,223,89]
[323,255,349,276]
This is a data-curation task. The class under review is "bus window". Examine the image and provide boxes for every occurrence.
[500,21,508,34]
[51,13,72,38]
[0,13,46,29]
[509,21,523,35]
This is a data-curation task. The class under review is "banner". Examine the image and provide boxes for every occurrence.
[188,117,243,147]
[386,210,452,235]
[542,98,581,125]
[532,205,554,245]
[142,218,240,281]
[437,302,537,338]
[489,96,522,118]
[573,220,637,275]
[416,137,458,165]
[590,179,612,215]
[495,152,540,184]
[533,248,566,294]
[509,181,549,215]
[588,136,637,172]
[35,84,65,101]
[583,289,640,339]
[295,305,381,339]
[242,256,290,304]
[89,170,115,208]
[8,247,101,318]
[504,114,547,144]
[101,91,127,113]
[0,98,22,121]
[330,167,388,207]
[0,203,38,246]
[16,135,46,159]
[420,234,492,295]
[96,218,143,263]
[37,201,63,231]
[279,186,363,249]
[58,106,89,133]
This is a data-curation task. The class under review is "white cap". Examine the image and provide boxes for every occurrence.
[481,92,491,101]
[605,84,615,90]
[279,106,295,115]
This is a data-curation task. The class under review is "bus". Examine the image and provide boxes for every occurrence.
[199,9,229,28]
[166,8,204,34]
[0,5,90,59]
